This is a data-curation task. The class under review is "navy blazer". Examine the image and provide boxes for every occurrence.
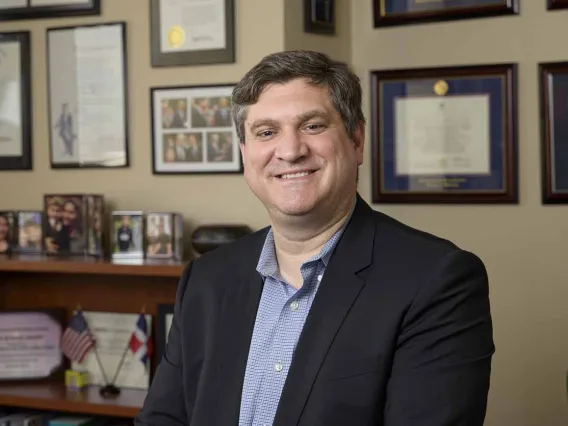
[135,195,494,425]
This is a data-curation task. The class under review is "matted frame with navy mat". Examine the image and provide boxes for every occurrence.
[370,63,518,204]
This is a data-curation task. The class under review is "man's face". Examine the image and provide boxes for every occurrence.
[62,202,76,225]
[239,78,364,219]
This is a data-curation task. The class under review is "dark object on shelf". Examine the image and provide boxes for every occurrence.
[191,225,252,254]
[99,383,121,398]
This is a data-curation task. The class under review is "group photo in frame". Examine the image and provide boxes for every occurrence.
[149,0,235,67]
[539,61,568,204]
[372,0,519,27]
[150,84,242,174]
[0,0,100,22]
[370,63,518,204]
[46,21,129,169]
[0,31,32,171]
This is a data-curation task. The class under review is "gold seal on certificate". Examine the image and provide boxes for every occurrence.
[433,80,448,96]
[167,25,185,48]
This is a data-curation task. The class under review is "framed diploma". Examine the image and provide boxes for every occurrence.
[304,0,335,35]
[539,61,568,204]
[0,0,100,22]
[372,0,519,27]
[0,31,32,171]
[548,0,568,9]
[149,0,235,67]
[370,63,518,204]
[46,22,129,169]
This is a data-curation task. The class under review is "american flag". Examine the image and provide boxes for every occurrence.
[61,309,96,363]
[128,313,151,367]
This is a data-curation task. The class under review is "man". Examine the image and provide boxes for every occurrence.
[136,50,494,426]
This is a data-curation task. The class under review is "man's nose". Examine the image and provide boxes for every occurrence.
[275,130,308,162]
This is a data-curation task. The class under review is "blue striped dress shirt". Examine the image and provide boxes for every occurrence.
[238,205,354,426]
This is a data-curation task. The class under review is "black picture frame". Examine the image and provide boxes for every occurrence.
[304,0,335,35]
[548,0,568,9]
[46,22,130,170]
[156,303,174,364]
[372,0,519,27]
[539,61,568,204]
[0,31,32,171]
[150,83,243,175]
[149,0,235,67]
[0,0,100,22]
[370,63,518,204]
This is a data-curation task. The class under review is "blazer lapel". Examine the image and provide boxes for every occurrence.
[273,196,376,426]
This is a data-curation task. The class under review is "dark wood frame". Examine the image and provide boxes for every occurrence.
[156,303,174,364]
[0,31,32,171]
[0,0,100,22]
[46,22,130,170]
[150,83,243,175]
[149,0,235,67]
[372,0,519,27]
[304,0,335,35]
[539,61,568,204]
[370,63,518,204]
[548,0,568,9]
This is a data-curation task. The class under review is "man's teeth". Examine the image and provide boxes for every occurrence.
[281,171,311,179]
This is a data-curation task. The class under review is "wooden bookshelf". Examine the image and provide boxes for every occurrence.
[0,381,144,418]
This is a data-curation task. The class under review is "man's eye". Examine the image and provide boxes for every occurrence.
[259,130,273,137]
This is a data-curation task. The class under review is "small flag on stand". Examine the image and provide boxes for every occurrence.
[61,309,96,363]
[128,313,152,368]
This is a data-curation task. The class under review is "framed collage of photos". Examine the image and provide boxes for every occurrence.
[0,0,100,22]
[0,31,32,171]
[150,84,242,174]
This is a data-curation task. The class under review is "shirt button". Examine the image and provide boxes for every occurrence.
[290,300,299,311]
[274,362,283,372]
[317,274,322,281]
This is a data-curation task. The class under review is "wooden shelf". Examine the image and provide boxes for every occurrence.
[0,255,187,277]
[0,381,145,418]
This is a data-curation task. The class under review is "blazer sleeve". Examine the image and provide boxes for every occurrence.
[134,261,193,426]
[383,249,495,426]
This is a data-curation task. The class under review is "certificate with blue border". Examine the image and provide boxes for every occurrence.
[372,0,518,27]
[370,64,518,204]
[539,61,568,204]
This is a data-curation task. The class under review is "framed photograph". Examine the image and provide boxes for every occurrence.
[151,84,242,174]
[548,0,568,9]
[149,0,235,67]
[539,61,568,204]
[0,0,100,22]
[304,0,335,35]
[46,22,129,169]
[156,303,174,362]
[370,63,518,204]
[0,31,32,171]
[372,0,519,27]
[0,211,16,255]
[111,210,144,259]
[145,212,183,260]
[16,211,43,254]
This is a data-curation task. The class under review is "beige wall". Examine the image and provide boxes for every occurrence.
[1,0,567,424]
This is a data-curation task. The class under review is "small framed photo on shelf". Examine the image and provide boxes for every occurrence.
[539,61,568,203]
[16,211,43,254]
[111,210,144,259]
[304,0,335,35]
[548,0,568,10]
[0,0,100,22]
[46,22,129,169]
[145,212,183,260]
[0,31,32,171]
[372,0,519,27]
[156,303,174,361]
[0,211,16,255]
[150,84,242,175]
[370,63,518,204]
[149,0,235,67]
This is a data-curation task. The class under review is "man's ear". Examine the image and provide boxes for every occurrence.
[352,121,365,166]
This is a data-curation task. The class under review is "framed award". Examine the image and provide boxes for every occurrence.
[373,0,519,27]
[370,63,518,204]
[0,31,32,171]
[539,61,568,204]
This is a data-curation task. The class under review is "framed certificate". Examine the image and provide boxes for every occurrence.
[0,31,32,171]
[372,0,519,27]
[0,0,100,22]
[370,63,518,204]
[149,0,235,67]
[548,0,568,9]
[539,61,568,204]
[46,22,129,169]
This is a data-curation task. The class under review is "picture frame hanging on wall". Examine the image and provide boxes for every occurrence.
[46,22,129,169]
[0,0,100,22]
[372,0,519,27]
[547,0,568,10]
[539,61,568,204]
[370,63,518,204]
[149,0,235,67]
[0,31,32,171]
[150,83,242,175]
[304,0,335,35]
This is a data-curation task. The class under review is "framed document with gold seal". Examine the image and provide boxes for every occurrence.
[149,0,235,67]
[370,63,518,204]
